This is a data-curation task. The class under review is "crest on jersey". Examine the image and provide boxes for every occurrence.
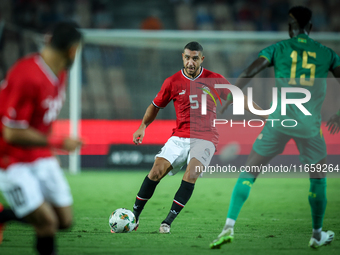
[202,86,210,94]
[197,82,222,106]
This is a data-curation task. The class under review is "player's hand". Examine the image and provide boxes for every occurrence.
[133,128,145,145]
[326,114,340,135]
[63,137,83,152]
[220,100,233,114]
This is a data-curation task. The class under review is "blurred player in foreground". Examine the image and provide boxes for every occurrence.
[132,42,265,234]
[0,22,83,255]
[210,6,340,249]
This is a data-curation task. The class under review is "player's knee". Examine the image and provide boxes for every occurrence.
[149,164,166,181]
[148,169,163,181]
[34,214,59,236]
[59,219,73,230]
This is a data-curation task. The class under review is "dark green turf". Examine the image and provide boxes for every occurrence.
[1,171,340,254]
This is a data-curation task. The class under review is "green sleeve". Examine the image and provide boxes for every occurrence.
[258,43,277,66]
[329,49,340,71]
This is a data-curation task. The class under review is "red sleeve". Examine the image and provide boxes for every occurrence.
[152,78,172,108]
[1,71,36,129]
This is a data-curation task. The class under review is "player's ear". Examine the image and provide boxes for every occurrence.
[201,55,205,62]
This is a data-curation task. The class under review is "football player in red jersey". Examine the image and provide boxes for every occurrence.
[131,42,265,233]
[0,22,82,254]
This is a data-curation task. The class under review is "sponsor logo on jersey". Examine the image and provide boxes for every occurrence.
[179,89,186,95]
[42,88,65,124]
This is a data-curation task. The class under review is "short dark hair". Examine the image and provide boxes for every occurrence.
[184,41,203,52]
[289,6,312,29]
[50,21,82,51]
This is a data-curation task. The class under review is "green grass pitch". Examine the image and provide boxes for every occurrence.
[1,170,340,255]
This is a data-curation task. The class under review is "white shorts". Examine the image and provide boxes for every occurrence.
[0,157,73,218]
[155,136,215,176]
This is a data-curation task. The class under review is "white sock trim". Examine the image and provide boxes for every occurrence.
[313,228,322,233]
[226,218,235,227]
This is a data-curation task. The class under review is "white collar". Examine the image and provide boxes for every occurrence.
[181,67,204,81]
[35,55,58,85]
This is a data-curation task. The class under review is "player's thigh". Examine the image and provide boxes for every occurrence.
[152,136,189,179]
[0,163,44,219]
[32,157,73,209]
[244,149,275,178]
[185,139,215,181]
[294,132,327,178]
[252,124,291,160]
[148,157,173,181]
[294,131,327,165]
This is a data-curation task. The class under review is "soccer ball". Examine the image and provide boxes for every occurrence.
[109,208,137,233]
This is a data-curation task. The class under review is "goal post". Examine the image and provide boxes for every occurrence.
[69,45,82,174]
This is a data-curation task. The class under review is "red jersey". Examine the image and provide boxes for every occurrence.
[152,68,229,146]
[0,54,67,169]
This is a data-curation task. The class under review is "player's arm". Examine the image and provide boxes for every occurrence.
[133,104,160,145]
[235,57,270,89]
[3,125,82,152]
[326,66,340,134]
[220,57,270,115]
[133,78,171,144]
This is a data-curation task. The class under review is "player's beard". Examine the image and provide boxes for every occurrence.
[185,65,199,77]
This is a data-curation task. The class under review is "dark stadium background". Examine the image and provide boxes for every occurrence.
[0,0,339,169]
[1,2,340,255]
